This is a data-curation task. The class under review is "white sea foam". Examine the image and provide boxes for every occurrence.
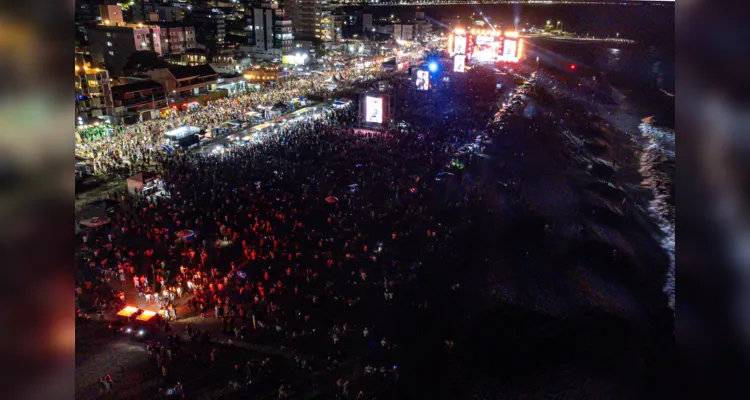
[638,118,675,310]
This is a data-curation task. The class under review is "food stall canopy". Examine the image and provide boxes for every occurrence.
[334,98,352,108]
[289,108,311,117]
[117,306,140,317]
[250,122,275,132]
[136,310,158,321]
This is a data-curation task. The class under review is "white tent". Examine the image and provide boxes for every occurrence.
[164,126,201,139]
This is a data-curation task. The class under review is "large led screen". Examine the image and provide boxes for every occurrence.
[502,39,518,58]
[473,35,499,62]
[453,55,465,72]
[365,96,383,123]
[416,70,430,91]
[453,36,467,54]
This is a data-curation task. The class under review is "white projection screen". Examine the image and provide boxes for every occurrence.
[416,70,430,91]
[453,36,467,54]
[503,39,518,58]
[454,55,465,72]
[365,96,383,123]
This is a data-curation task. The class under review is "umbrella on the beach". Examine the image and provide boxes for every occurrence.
[176,230,195,240]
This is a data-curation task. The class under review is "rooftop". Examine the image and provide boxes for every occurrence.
[168,64,219,79]
[111,80,164,94]
[96,21,158,30]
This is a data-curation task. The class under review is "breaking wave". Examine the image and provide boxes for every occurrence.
[638,117,675,310]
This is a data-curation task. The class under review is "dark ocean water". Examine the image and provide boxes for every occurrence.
[526,39,675,310]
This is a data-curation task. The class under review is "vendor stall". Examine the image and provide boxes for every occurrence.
[334,98,352,108]
[164,126,201,149]
[126,172,158,195]
[245,111,263,123]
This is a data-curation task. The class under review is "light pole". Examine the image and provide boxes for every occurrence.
[170,90,176,110]
[557,21,562,35]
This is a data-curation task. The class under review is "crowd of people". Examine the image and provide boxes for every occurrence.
[74,43,681,400]
[74,68,380,178]
[76,64,509,399]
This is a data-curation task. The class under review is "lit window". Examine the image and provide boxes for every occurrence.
[107,41,113,46]
[109,51,115,56]
[106,32,112,37]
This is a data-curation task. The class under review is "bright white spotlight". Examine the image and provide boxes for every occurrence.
[428,62,438,73]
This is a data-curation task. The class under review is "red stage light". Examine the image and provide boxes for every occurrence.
[569,64,577,70]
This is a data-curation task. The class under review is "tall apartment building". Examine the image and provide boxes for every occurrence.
[75,52,114,118]
[362,13,373,33]
[245,1,294,60]
[88,4,195,73]
[89,21,195,74]
[159,24,197,55]
[331,11,346,44]
[314,9,345,47]
[317,7,334,45]
[76,0,107,23]
[99,3,125,24]
[155,5,184,22]
[286,0,333,43]
[193,7,227,46]
[393,24,414,42]
[89,21,164,75]
[133,0,159,22]
[413,11,432,41]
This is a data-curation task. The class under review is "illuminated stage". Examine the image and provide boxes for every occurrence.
[449,28,524,64]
